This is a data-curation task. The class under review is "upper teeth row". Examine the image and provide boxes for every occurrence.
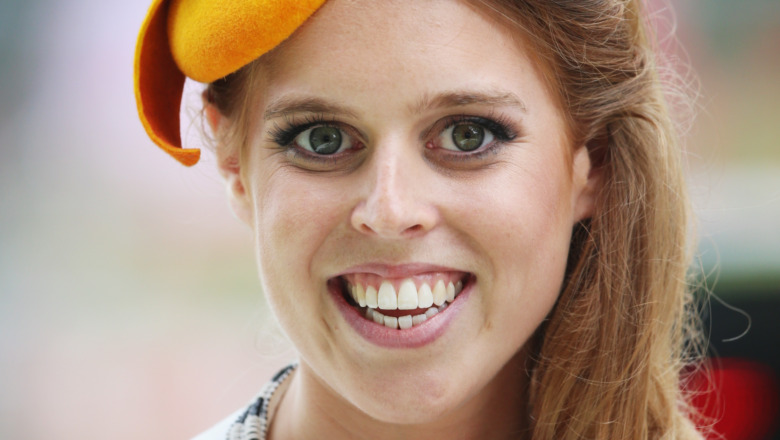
[348,279,463,310]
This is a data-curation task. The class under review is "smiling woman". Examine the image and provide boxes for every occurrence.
[135,0,704,439]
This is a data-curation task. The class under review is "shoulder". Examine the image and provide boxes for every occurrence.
[190,363,298,440]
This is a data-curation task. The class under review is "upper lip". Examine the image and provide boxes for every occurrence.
[332,263,468,279]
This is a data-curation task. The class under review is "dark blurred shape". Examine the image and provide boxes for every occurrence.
[690,358,780,440]
[694,281,780,439]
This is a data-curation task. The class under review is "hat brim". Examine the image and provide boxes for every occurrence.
[135,0,199,166]
[134,0,326,166]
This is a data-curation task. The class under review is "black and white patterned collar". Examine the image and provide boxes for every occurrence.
[226,363,298,440]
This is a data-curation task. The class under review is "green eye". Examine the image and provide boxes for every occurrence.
[450,123,486,152]
[291,125,351,155]
[308,126,343,155]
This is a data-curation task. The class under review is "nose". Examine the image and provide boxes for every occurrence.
[350,143,439,239]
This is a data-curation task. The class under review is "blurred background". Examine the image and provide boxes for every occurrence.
[0,0,778,438]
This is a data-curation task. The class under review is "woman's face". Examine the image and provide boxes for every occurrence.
[227,0,596,426]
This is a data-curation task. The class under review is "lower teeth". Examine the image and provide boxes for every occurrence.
[365,303,447,330]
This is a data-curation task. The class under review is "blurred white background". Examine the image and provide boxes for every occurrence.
[0,0,778,438]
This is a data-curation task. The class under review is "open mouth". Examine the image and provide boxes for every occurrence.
[331,272,473,330]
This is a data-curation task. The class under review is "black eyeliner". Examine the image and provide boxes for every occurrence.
[268,114,338,146]
[441,114,519,143]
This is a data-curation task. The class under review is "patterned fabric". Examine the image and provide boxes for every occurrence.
[226,363,298,440]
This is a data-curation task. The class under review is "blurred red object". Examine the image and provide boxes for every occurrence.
[689,358,780,440]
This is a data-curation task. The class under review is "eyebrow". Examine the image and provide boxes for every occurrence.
[411,90,527,115]
[264,96,359,121]
[263,89,527,121]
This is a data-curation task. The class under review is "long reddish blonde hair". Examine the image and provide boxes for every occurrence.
[468,1,703,438]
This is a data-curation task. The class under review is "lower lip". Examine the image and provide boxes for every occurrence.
[329,279,472,349]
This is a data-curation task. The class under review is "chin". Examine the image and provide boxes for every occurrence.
[344,365,467,425]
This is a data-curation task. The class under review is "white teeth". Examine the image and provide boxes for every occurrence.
[417,283,433,308]
[432,280,447,306]
[377,281,397,310]
[345,276,468,329]
[397,279,418,310]
[348,277,464,311]
[366,306,446,330]
[383,316,398,329]
[356,284,366,307]
[365,285,378,308]
[446,282,455,302]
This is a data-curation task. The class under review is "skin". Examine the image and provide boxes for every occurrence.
[207,0,601,438]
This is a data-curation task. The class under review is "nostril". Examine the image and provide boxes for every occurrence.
[359,222,425,237]
[405,224,423,234]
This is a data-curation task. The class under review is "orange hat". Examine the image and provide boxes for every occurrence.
[134,0,327,166]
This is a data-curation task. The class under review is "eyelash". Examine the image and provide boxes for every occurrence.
[429,114,517,154]
[268,114,346,147]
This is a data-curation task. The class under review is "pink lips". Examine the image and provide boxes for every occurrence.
[333,263,466,279]
[328,264,473,349]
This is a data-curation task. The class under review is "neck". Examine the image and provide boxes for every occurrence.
[270,352,529,440]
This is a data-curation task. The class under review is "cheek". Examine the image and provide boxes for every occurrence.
[252,168,341,253]
[452,152,575,312]
[246,172,345,352]
[248,170,328,297]
[461,158,574,255]
[247,166,357,322]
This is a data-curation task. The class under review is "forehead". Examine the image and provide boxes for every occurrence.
[247,0,565,140]
[282,0,509,53]
[258,0,533,91]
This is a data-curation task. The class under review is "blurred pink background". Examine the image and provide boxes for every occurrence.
[0,0,778,438]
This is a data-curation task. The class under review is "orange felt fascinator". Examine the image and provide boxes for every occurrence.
[134,0,327,166]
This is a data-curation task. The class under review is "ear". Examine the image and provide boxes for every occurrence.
[203,92,252,225]
[571,139,604,223]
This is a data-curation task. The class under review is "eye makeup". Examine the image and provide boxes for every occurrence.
[268,114,344,147]
[265,110,524,171]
